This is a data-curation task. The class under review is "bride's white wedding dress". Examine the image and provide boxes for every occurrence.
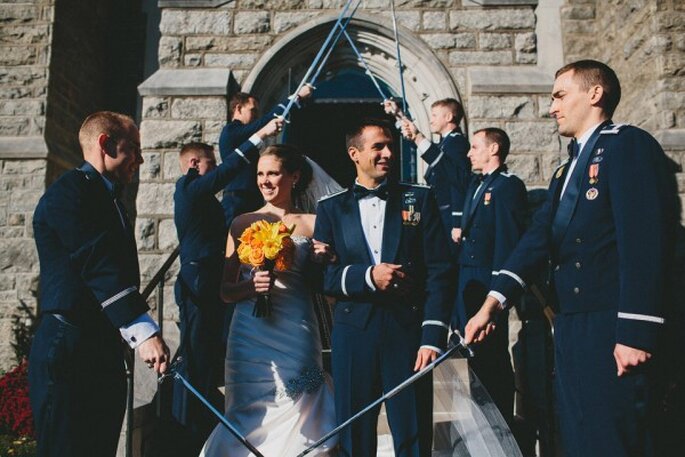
[200,235,337,457]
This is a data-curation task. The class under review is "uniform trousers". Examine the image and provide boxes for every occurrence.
[28,314,126,457]
[554,310,657,457]
[332,306,433,457]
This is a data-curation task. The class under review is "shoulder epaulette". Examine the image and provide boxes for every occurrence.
[600,123,630,135]
[500,171,515,178]
[401,182,431,189]
[448,131,462,137]
[317,188,348,202]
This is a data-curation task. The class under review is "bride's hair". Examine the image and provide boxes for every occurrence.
[260,144,313,198]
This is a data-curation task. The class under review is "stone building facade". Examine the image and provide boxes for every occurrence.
[0,0,683,376]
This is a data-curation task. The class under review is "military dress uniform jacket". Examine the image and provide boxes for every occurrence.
[421,129,471,231]
[314,182,454,350]
[175,138,261,304]
[33,163,149,333]
[459,168,528,276]
[492,122,677,353]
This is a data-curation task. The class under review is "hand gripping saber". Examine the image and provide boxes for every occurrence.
[296,331,474,457]
[159,358,265,457]
[278,0,356,122]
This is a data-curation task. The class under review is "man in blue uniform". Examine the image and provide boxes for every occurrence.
[219,86,312,226]
[29,111,170,457]
[386,98,471,254]
[314,119,453,456]
[171,118,282,453]
[466,60,679,457]
[456,127,527,425]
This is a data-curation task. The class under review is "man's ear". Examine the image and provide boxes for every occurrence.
[489,142,499,158]
[348,146,359,163]
[98,133,116,158]
[588,84,604,107]
[189,157,200,170]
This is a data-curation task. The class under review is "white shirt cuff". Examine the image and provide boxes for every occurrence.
[249,134,264,147]
[420,344,443,355]
[418,138,432,154]
[365,266,376,291]
[487,291,507,310]
[120,313,159,349]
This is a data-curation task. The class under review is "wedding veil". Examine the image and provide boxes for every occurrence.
[297,156,344,213]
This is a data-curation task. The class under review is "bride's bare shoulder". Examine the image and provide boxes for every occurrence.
[229,211,270,237]
[289,213,316,237]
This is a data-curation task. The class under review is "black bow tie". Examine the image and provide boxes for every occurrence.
[568,139,580,160]
[353,183,388,200]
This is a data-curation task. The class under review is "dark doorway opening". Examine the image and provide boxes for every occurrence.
[284,69,415,188]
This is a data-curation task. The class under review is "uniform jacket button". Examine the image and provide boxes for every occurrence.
[411,305,418,311]
[573,287,580,294]
[344,307,351,313]
[554,265,560,271]
[575,238,582,244]
[575,262,581,269]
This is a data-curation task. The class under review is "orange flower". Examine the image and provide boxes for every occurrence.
[248,246,265,266]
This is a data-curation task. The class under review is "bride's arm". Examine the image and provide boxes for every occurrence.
[220,220,273,303]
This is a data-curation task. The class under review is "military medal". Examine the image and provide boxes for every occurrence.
[595,148,604,155]
[402,192,421,226]
[586,187,599,200]
[483,192,491,205]
[592,156,603,163]
[588,163,599,185]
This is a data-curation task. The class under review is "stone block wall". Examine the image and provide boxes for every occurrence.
[0,0,54,370]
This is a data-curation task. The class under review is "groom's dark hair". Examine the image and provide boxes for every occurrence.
[345,118,393,150]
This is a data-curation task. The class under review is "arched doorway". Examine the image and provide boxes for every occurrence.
[242,14,464,186]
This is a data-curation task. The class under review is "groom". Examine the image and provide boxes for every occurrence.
[314,118,454,456]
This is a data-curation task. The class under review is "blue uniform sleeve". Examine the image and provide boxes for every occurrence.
[41,180,149,328]
[609,129,669,352]
[444,136,471,228]
[185,138,260,198]
[419,189,456,350]
[314,200,375,300]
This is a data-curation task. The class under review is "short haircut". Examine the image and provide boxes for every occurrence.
[78,111,135,150]
[260,144,312,197]
[345,118,393,150]
[474,127,510,163]
[555,59,621,117]
[179,142,214,159]
[431,98,464,125]
[229,92,257,120]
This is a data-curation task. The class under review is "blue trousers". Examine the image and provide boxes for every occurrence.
[28,314,126,457]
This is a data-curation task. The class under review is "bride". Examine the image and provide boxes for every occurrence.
[200,144,338,457]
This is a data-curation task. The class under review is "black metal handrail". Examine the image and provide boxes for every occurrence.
[125,245,180,457]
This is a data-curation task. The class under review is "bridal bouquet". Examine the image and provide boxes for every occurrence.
[237,220,296,317]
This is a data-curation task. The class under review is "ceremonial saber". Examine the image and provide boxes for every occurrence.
[389,0,408,114]
[159,362,265,457]
[279,0,356,121]
[296,332,474,457]
[309,0,362,87]
[340,27,388,100]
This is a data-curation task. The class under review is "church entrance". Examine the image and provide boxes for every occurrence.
[286,70,411,187]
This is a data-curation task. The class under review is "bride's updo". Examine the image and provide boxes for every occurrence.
[259,144,313,198]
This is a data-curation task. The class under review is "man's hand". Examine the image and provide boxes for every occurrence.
[464,295,502,344]
[383,99,401,117]
[451,228,462,244]
[138,334,170,374]
[252,270,275,294]
[614,343,652,376]
[371,263,406,291]
[311,239,337,264]
[257,118,284,139]
[414,347,439,371]
[298,84,314,100]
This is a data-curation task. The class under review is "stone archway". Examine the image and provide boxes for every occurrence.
[242,13,464,180]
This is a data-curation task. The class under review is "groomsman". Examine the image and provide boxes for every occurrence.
[172,119,282,453]
[219,86,313,226]
[466,60,679,457]
[387,98,471,253]
[29,112,169,457]
[315,118,453,456]
[456,127,527,425]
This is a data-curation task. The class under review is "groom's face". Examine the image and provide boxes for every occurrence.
[349,125,394,184]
